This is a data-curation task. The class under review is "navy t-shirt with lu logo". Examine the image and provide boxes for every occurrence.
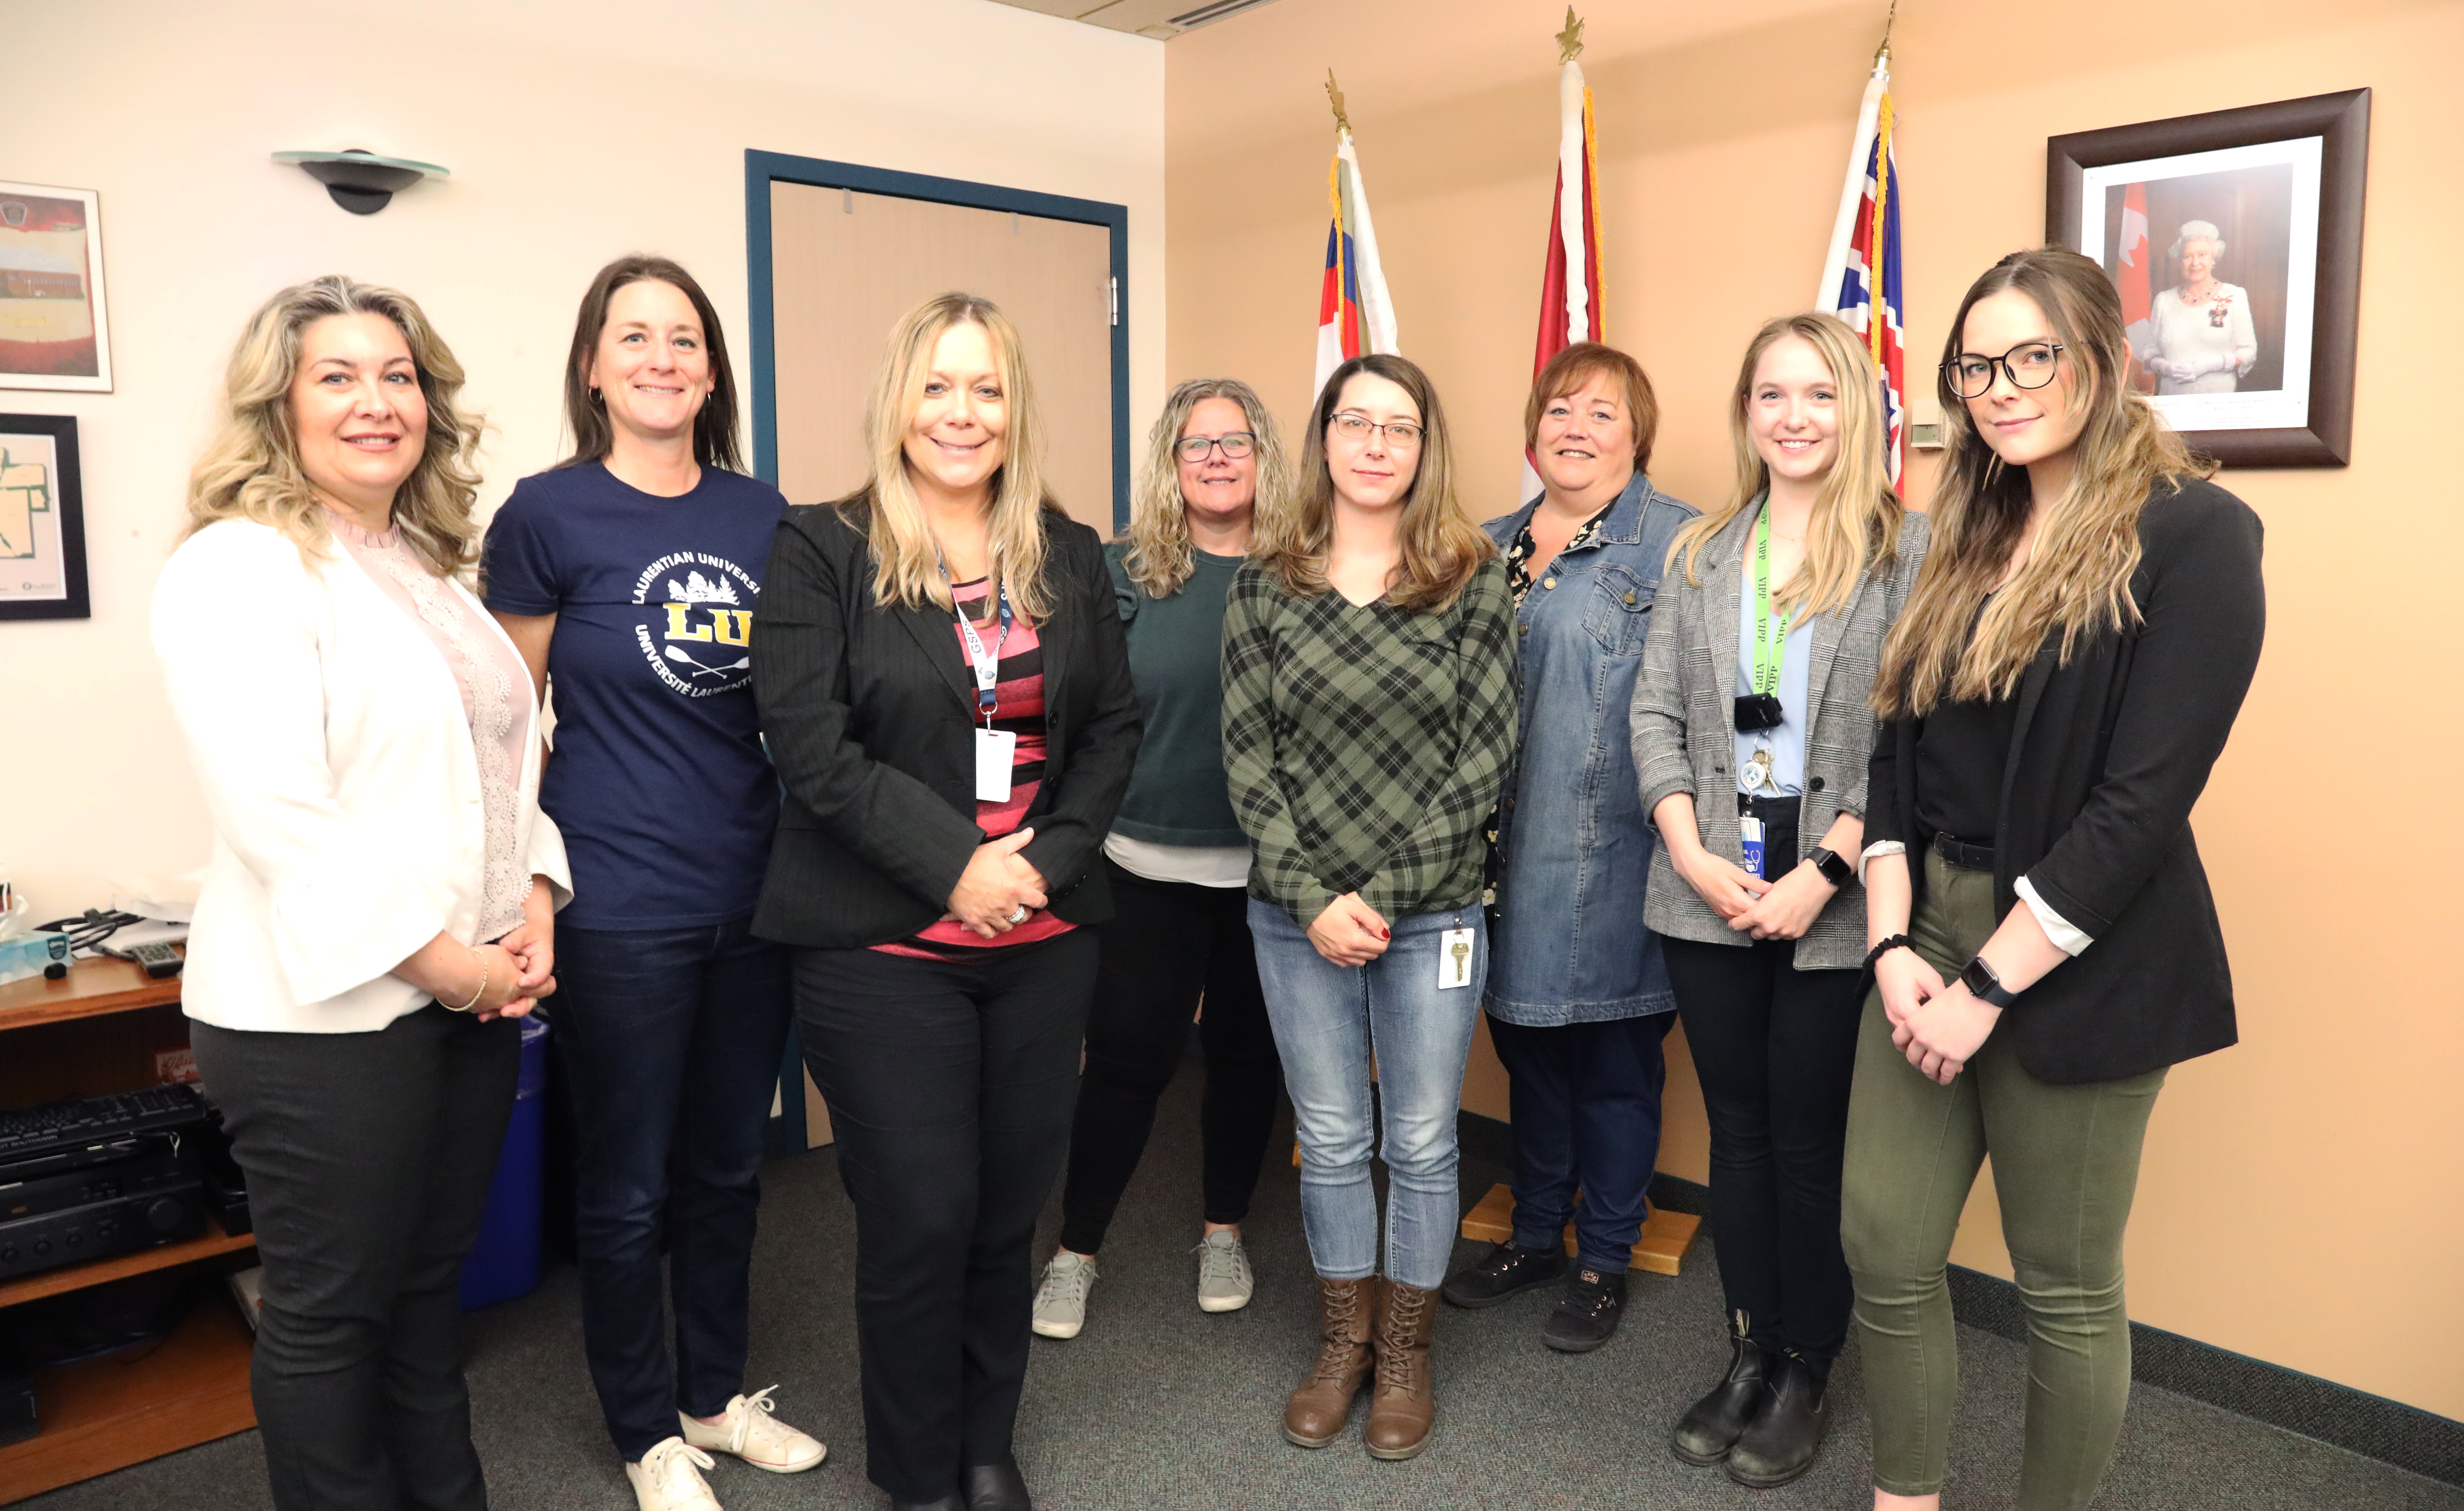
[480,461,786,930]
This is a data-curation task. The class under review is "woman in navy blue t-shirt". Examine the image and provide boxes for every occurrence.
[483,256,826,1511]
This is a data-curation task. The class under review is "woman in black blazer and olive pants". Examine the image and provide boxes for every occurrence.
[1843,249,2263,1511]
[751,294,1139,1511]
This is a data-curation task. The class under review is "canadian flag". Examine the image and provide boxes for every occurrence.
[2115,181,2156,392]
[1522,48,1605,505]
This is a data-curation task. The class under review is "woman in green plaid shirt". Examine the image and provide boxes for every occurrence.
[1221,353,1517,1462]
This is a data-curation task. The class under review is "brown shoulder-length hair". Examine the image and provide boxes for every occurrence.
[1254,353,1490,614]
[557,255,744,473]
[185,275,484,577]
[1872,247,2212,719]
[1524,341,1659,476]
[1667,313,1902,621]
[1121,377,1292,598]
[840,292,1064,621]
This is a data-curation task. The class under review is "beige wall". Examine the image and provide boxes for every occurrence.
[1170,0,2464,1418]
[0,0,1163,917]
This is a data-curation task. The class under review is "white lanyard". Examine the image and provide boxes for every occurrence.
[938,556,1012,728]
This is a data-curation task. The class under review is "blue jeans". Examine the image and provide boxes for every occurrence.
[552,918,794,1461]
[1487,1011,1674,1274]
[1249,900,1486,1290]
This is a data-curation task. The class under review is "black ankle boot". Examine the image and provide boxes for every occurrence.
[1725,1349,1829,1488]
[1670,1310,1771,1466]
[962,1455,1033,1511]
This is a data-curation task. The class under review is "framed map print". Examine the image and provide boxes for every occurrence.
[0,414,90,620]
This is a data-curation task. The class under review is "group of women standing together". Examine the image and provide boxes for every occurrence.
[151,237,2261,1511]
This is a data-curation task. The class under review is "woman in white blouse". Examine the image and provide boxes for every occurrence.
[2137,220,2258,395]
[153,276,569,1511]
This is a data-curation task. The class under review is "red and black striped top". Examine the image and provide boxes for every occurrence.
[872,576,1075,960]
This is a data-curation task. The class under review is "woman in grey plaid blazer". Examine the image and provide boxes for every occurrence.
[1628,314,1926,1489]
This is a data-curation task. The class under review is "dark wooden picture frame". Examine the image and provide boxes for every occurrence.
[0,413,91,620]
[2048,88,2369,467]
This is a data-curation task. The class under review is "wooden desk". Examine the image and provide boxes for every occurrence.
[0,954,259,1505]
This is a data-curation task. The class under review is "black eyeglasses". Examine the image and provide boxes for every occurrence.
[1329,412,1424,450]
[1944,341,2065,399]
[1176,432,1256,462]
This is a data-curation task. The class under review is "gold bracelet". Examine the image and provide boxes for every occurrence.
[448,949,489,1013]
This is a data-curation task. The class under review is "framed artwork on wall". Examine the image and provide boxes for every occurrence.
[0,414,90,620]
[0,183,113,394]
[2047,88,2368,467]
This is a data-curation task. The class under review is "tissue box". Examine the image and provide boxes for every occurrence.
[0,931,71,988]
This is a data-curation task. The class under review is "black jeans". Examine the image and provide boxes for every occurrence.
[553,918,794,1460]
[1057,860,1282,1254]
[1661,935,1865,1366]
[793,929,1099,1502]
[1487,1011,1675,1274]
[191,1006,518,1511]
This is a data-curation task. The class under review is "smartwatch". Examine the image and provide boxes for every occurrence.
[1807,847,1853,887]
[1958,954,2024,1009]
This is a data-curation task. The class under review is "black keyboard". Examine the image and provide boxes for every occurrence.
[0,1086,209,1168]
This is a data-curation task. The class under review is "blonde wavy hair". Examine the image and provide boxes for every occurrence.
[1121,377,1291,597]
[841,292,1061,620]
[1669,313,1901,621]
[1873,247,2212,719]
[185,275,484,577]
[1255,354,1490,614]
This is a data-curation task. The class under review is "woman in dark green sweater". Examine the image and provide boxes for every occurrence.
[1031,380,1294,1342]
[1224,354,1517,1461]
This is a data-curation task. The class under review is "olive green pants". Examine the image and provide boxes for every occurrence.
[1841,852,2165,1508]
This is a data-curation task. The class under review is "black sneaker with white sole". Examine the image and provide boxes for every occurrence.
[1541,1267,1628,1352]
[1439,1241,1570,1308]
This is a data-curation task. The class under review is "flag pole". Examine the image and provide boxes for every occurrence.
[1814,5,1896,308]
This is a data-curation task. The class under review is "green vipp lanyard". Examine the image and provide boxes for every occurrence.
[1752,505,1792,696]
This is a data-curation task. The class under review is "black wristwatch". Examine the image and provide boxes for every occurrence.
[1959,954,2024,1009]
[1807,847,1853,888]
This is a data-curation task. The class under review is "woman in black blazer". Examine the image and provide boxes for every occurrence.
[1842,248,2263,1511]
[749,293,1140,1511]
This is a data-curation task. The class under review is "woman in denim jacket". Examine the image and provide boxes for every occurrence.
[1438,343,1695,1353]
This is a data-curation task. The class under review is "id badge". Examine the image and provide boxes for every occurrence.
[1739,815,1765,881]
[974,727,1017,802]
[1438,927,1476,991]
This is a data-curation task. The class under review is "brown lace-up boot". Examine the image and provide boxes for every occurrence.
[1364,1277,1437,1460]
[1282,1277,1375,1448]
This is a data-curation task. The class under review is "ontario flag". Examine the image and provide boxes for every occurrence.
[1314,124,1399,399]
[1523,30,1606,503]
[2115,181,2156,392]
[1815,55,1908,492]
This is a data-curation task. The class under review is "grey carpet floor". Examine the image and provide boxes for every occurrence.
[24,1061,2459,1510]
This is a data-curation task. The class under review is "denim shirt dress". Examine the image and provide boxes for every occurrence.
[1482,473,1697,1026]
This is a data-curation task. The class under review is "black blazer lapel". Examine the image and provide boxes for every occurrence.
[895,597,977,715]
[1995,638,2060,895]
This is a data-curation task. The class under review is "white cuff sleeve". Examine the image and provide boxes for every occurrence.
[1857,840,1906,885]
[2015,874,2093,957]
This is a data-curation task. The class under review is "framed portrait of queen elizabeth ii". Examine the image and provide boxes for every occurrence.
[2049,89,2368,467]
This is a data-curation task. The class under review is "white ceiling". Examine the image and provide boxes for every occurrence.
[982,0,1284,42]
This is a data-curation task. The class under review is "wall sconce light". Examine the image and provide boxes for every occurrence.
[271,149,448,215]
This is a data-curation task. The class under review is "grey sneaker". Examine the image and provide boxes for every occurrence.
[1195,1229,1254,1313]
[1032,1250,1097,1339]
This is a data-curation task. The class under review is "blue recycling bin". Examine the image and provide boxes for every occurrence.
[461,1013,550,1310]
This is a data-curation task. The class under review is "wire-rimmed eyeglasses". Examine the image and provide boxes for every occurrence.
[1944,341,2066,399]
[1176,432,1257,462]
[1328,412,1425,450]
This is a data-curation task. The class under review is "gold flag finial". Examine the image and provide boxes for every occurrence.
[1556,7,1586,63]
[1325,69,1350,135]
[1874,0,1896,65]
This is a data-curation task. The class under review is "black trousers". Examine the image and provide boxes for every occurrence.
[1661,935,1865,1367]
[191,1005,518,1511]
[793,929,1100,1502]
[1057,860,1282,1255]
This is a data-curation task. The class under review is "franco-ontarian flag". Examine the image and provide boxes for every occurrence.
[1314,110,1399,399]
[1814,50,1908,492]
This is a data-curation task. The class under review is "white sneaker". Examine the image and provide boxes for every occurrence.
[1031,1250,1098,1338]
[626,1437,720,1511]
[679,1386,827,1474]
[1195,1229,1254,1313]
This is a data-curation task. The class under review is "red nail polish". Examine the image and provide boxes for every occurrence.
[1380,929,1390,939]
